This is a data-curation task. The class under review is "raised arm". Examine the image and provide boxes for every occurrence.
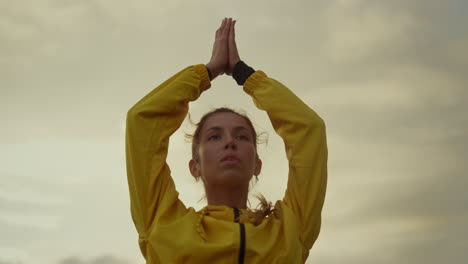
[125,18,231,257]
[243,68,327,249]
[227,19,328,250]
[125,64,210,249]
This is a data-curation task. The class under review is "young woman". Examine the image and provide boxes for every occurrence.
[125,17,328,263]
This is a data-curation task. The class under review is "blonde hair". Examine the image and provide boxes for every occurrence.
[185,107,275,225]
[247,193,276,225]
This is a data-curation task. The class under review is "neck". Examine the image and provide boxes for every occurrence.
[204,183,249,209]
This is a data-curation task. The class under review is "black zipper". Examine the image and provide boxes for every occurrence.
[233,208,246,264]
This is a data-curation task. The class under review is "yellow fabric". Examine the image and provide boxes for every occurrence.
[125,64,328,263]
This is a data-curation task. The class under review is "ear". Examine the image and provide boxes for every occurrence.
[254,158,262,176]
[189,159,200,178]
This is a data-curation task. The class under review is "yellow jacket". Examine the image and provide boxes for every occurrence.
[125,64,328,263]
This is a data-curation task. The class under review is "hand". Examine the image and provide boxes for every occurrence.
[206,18,231,79]
[225,18,240,76]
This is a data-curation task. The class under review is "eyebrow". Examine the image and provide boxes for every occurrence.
[205,126,250,133]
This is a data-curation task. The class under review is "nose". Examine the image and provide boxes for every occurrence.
[224,136,237,150]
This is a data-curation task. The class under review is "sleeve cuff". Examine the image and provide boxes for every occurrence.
[233,60,256,86]
[193,64,212,92]
[243,70,268,95]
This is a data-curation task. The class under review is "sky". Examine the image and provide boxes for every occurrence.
[1,0,467,263]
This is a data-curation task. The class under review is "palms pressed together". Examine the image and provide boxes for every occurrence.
[206,17,241,79]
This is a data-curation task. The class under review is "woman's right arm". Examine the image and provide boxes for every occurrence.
[125,64,211,254]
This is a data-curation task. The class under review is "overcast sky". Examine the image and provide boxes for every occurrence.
[1,0,467,263]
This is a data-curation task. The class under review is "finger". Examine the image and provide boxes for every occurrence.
[230,20,236,39]
[221,18,227,30]
[229,22,236,49]
[222,17,227,28]
[217,18,226,35]
[216,18,226,36]
[223,18,231,36]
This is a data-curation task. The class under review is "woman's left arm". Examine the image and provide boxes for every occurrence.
[240,65,328,250]
[227,19,328,249]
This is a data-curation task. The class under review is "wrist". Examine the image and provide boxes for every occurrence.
[205,63,219,80]
[232,60,255,86]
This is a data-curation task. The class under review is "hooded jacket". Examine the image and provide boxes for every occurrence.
[125,63,328,263]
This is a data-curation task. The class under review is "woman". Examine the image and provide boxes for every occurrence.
[125,17,328,263]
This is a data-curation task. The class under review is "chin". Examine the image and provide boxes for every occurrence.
[216,170,249,186]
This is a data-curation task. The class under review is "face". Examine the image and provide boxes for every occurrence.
[189,112,262,187]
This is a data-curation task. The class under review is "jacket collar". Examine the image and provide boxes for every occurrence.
[200,205,249,222]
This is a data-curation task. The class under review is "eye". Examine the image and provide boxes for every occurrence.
[208,134,221,141]
[237,134,250,141]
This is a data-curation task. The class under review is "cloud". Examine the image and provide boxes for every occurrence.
[58,255,130,264]
[321,0,415,62]
[304,1,468,263]
[0,247,29,264]
[1,0,468,264]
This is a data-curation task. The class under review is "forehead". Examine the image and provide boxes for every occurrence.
[202,112,252,133]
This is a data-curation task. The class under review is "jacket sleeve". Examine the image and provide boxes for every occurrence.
[242,70,328,249]
[125,64,211,256]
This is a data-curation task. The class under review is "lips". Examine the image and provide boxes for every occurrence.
[220,154,240,163]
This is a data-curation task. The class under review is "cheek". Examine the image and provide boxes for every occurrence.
[198,144,218,167]
[243,144,258,162]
